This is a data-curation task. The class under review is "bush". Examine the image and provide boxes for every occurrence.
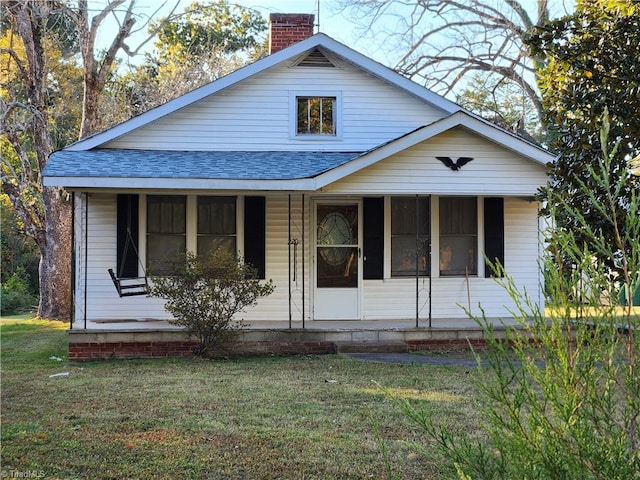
[1,267,37,315]
[149,249,275,356]
[1,194,40,296]
[385,117,640,479]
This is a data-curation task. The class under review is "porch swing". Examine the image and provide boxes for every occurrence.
[108,195,148,297]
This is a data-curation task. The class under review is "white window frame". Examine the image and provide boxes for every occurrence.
[139,194,243,273]
[381,195,485,280]
[289,91,343,141]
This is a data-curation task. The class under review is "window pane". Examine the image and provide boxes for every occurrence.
[147,196,186,275]
[439,236,477,276]
[391,197,430,276]
[321,98,334,134]
[147,196,186,234]
[439,197,478,276]
[440,197,477,234]
[197,236,236,258]
[198,197,236,234]
[317,205,357,246]
[392,236,429,276]
[317,246,358,288]
[296,96,336,135]
[197,197,237,258]
[147,235,186,275]
[297,98,309,134]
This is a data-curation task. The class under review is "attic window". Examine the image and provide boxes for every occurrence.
[294,48,337,68]
[290,91,343,140]
[296,96,336,135]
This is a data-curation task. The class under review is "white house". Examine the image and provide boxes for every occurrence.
[43,14,553,357]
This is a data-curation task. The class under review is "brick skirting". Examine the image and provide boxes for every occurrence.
[69,339,337,360]
[68,326,515,360]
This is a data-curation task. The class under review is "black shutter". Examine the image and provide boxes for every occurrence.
[484,197,504,277]
[244,196,266,279]
[363,197,384,279]
[116,194,139,278]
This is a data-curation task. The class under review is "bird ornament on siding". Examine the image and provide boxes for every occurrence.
[436,156,474,171]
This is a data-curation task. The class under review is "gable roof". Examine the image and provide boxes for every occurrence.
[64,33,461,152]
[43,111,553,190]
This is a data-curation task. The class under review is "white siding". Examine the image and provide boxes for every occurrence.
[324,127,547,196]
[102,62,446,152]
[79,194,541,324]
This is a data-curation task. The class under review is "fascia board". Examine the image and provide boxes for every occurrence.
[315,112,555,189]
[42,176,317,191]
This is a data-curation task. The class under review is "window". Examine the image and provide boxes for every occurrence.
[391,197,430,276]
[197,196,236,257]
[439,197,477,276]
[146,195,186,275]
[296,96,336,135]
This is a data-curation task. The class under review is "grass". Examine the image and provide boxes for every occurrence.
[0,317,483,480]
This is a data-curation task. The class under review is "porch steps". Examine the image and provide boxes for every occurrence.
[333,340,408,354]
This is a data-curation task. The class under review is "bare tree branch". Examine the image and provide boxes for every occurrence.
[336,0,567,131]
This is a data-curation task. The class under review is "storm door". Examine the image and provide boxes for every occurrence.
[314,202,361,320]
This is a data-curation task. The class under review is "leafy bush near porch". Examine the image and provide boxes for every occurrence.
[149,249,274,356]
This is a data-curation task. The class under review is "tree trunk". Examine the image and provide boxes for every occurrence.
[2,0,73,320]
[38,187,72,320]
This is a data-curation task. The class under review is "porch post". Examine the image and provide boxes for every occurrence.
[429,237,432,328]
[301,193,305,329]
[69,193,75,329]
[415,195,419,328]
[84,193,88,330]
[288,194,292,329]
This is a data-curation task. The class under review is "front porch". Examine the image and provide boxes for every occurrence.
[68,317,524,360]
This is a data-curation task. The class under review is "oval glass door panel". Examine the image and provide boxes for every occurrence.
[316,205,358,288]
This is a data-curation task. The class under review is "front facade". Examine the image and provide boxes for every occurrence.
[44,19,553,335]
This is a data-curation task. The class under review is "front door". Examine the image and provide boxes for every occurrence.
[314,202,360,320]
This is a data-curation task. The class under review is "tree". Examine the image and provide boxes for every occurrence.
[337,0,570,137]
[1,194,39,315]
[386,116,640,479]
[528,0,640,271]
[455,73,542,143]
[149,249,275,356]
[110,1,267,120]
[1,1,73,319]
[0,0,170,319]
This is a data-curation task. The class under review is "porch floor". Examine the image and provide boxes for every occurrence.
[73,317,522,331]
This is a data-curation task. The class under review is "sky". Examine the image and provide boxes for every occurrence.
[92,0,391,68]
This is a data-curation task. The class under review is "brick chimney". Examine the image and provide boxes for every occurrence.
[268,13,315,54]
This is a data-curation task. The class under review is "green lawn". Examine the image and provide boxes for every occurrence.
[1,318,483,479]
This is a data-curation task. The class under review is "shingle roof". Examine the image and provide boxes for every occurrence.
[44,150,364,181]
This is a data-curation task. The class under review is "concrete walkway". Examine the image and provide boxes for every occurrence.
[344,352,481,366]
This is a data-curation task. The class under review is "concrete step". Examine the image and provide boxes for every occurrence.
[334,341,408,354]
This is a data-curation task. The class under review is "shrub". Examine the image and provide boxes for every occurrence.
[149,249,275,356]
[385,117,640,479]
[1,267,37,315]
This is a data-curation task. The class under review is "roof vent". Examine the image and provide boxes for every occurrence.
[294,48,337,68]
